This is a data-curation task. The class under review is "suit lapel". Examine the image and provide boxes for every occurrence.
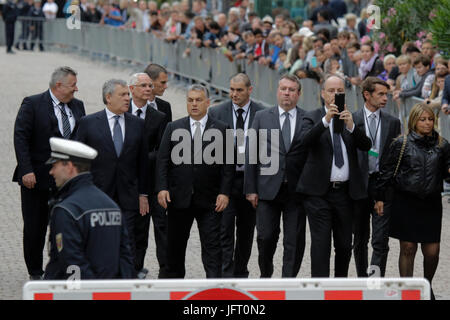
[98,109,117,157]
[226,102,234,129]
[121,113,133,157]
[45,91,62,138]
[292,106,303,141]
[203,117,216,148]
[379,110,389,158]
[248,101,258,126]
[270,106,286,154]
[320,107,332,147]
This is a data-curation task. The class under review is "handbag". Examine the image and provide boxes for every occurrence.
[393,134,408,178]
[385,134,407,201]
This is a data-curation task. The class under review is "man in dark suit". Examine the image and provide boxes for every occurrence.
[76,79,148,277]
[156,84,235,278]
[297,75,372,277]
[352,77,401,277]
[2,0,19,54]
[13,66,86,279]
[128,72,169,279]
[144,63,172,122]
[244,74,308,278]
[208,73,264,278]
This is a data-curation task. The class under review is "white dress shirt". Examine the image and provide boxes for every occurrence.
[278,106,297,143]
[321,106,355,182]
[190,114,208,136]
[131,100,148,120]
[49,89,75,136]
[363,105,382,173]
[105,108,125,142]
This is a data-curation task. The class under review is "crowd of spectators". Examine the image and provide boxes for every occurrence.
[9,0,450,115]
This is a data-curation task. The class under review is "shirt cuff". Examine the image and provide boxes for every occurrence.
[346,123,355,133]
[139,194,148,197]
[322,116,330,128]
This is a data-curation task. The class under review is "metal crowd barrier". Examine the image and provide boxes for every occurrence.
[3,19,449,141]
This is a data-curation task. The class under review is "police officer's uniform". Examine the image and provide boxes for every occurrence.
[43,138,135,279]
[2,0,19,53]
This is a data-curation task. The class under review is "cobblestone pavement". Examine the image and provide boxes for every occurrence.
[1,49,449,300]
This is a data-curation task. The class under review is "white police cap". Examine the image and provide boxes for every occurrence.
[46,137,98,165]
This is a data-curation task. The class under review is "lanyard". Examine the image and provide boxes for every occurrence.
[363,109,381,147]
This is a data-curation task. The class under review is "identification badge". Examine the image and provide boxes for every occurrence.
[238,145,245,154]
[368,149,379,158]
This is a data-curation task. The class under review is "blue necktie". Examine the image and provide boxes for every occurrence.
[113,115,123,156]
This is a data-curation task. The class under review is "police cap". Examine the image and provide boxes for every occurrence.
[46,137,98,165]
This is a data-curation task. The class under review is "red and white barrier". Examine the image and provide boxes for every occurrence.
[23,278,430,300]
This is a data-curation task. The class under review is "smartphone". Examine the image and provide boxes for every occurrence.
[311,56,317,68]
[333,93,345,133]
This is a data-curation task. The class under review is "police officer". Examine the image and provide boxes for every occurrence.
[43,137,135,279]
[2,0,19,54]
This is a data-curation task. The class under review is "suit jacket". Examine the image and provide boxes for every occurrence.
[296,107,372,200]
[353,108,401,193]
[154,97,172,123]
[155,116,235,210]
[75,109,146,211]
[244,106,307,201]
[13,90,86,190]
[128,100,169,194]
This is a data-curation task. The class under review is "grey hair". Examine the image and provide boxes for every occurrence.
[187,84,209,98]
[102,79,127,104]
[128,73,149,86]
[49,66,77,88]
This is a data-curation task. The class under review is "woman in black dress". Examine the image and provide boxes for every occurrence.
[374,103,450,298]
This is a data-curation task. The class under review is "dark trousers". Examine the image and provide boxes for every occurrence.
[166,203,222,278]
[256,183,306,278]
[220,173,256,278]
[17,20,30,48]
[122,210,138,262]
[353,175,391,277]
[30,23,43,50]
[134,195,168,278]
[304,183,353,277]
[21,186,50,276]
[5,21,15,51]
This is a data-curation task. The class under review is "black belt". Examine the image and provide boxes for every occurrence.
[330,181,349,189]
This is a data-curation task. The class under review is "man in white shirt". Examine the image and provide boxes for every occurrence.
[42,0,58,19]
[296,75,372,277]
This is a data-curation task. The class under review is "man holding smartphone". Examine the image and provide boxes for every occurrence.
[297,75,372,277]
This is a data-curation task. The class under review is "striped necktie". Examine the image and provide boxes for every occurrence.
[58,102,71,139]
